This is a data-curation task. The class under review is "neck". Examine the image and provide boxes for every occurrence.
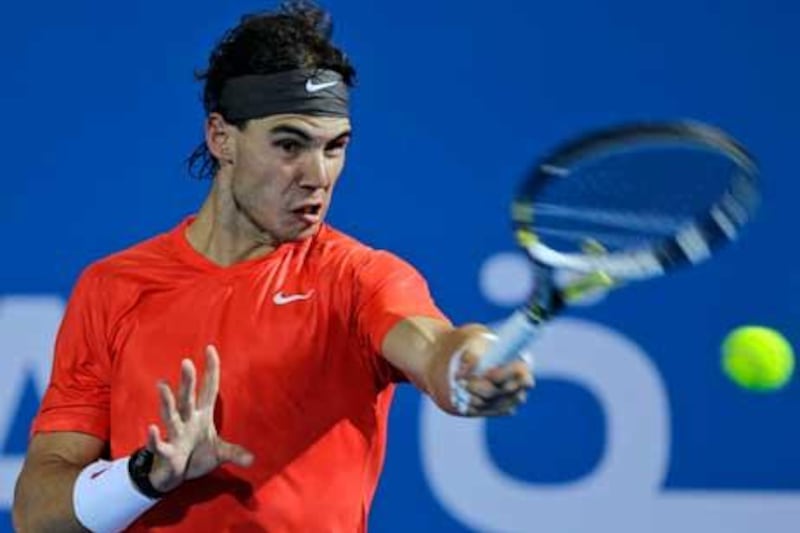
[186,178,277,267]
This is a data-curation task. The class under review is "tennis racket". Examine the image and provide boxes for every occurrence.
[476,120,760,374]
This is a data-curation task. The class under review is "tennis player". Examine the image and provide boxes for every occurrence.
[12,2,532,531]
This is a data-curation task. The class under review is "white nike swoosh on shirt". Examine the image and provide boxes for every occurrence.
[305,79,339,93]
[273,291,315,305]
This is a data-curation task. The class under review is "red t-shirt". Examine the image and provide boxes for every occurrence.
[32,218,447,532]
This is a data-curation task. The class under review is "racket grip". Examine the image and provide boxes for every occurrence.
[475,310,540,374]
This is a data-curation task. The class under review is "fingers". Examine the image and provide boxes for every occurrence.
[452,329,495,381]
[143,348,236,491]
[198,345,221,410]
[146,424,159,452]
[466,383,528,409]
[464,359,533,399]
[158,381,182,440]
[177,359,197,422]
[147,423,171,456]
[467,405,518,417]
[459,356,534,416]
[466,389,528,417]
[152,346,221,442]
[462,376,500,402]
[483,359,534,389]
[158,357,198,437]
[216,439,255,468]
[453,349,479,380]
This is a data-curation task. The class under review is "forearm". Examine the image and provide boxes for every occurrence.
[14,459,86,532]
[382,317,532,417]
[381,317,491,414]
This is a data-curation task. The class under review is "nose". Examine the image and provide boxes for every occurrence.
[300,150,332,190]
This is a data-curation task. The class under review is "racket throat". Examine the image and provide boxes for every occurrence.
[526,264,564,321]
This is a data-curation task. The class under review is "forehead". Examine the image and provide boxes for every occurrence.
[248,114,351,138]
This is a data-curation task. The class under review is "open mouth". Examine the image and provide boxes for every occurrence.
[292,204,323,221]
[294,205,321,216]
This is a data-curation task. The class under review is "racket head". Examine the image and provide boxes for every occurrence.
[512,120,759,287]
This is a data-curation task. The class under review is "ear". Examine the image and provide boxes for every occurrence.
[205,113,236,166]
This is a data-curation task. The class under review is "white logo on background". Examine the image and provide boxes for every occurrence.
[272,291,314,305]
[419,251,800,533]
[305,79,338,93]
[0,296,64,509]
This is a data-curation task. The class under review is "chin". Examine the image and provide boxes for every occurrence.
[280,223,320,243]
[295,224,321,241]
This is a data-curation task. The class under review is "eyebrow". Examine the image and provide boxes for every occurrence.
[270,125,313,141]
[269,124,352,144]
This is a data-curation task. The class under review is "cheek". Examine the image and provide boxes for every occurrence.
[238,177,281,209]
[234,172,300,225]
[233,154,282,195]
[328,157,346,186]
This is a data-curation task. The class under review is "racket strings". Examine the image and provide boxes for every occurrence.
[532,225,658,249]
[523,146,744,255]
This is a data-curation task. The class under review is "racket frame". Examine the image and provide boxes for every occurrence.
[475,120,759,373]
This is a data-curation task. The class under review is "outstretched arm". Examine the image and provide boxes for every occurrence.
[381,317,533,416]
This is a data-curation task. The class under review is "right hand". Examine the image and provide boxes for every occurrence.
[448,326,534,417]
[146,345,254,493]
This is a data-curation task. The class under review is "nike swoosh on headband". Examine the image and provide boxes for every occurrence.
[305,79,339,93]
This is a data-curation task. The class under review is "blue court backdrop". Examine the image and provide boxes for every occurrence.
[2,1,799,531]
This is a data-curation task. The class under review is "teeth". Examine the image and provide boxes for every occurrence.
[295,205,320,215]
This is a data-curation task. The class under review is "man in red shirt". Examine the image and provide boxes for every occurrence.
[13,2,532,531]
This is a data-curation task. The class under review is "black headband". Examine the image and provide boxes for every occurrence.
[218,68,350,121]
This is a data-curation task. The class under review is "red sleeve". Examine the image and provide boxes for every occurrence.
[31,266,112,440]
[352,251,449,382]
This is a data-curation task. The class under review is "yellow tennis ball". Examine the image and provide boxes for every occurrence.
[722,326,795,392]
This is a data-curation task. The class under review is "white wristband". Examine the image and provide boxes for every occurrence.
[73,456,159,533]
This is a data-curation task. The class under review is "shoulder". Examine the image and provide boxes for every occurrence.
[309,225,419,277]
[309,225,374,258]
[307,226,432,302]
[83,231,173,283]
[71,227,177,308]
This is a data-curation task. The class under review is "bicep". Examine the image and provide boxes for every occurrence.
[18,431,106,494]
[24,431,106,467]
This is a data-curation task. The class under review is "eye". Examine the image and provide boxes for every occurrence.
[325,138,350,156]
[274,139,303,156]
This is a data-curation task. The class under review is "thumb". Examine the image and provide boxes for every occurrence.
[451,324,496,379]
[455,347,479,379]
[462,331,499,378]
[217,440,255,468]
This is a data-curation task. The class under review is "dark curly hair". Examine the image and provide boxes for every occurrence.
[187,1,356,179]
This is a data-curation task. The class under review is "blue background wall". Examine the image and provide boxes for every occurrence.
[2,1,799,531]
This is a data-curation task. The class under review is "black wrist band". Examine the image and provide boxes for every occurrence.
[128,448,166,500]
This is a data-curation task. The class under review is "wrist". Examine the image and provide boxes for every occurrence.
[445,329,498,415]
[147,453,183,494]
[73,456,159,532]
[129,448,169,499]
[423,325,494,415]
